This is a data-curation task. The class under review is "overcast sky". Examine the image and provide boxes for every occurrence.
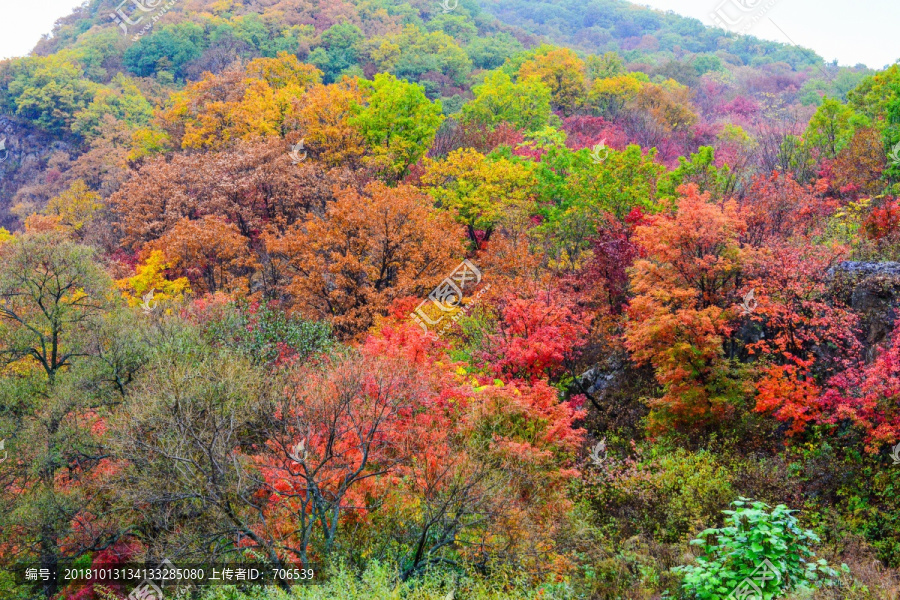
[0,0,897,69]
[637,0,899,69]
[0,0,87,60]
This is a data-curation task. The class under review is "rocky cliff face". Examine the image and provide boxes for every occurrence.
[830,262,900,361]
[0,115,76,230]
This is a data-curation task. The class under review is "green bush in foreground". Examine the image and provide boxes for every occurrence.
[675,499,846,600]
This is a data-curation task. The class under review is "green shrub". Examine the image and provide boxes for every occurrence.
[675,499,845,599]
[202,300,334,365]
[587,446,735,543]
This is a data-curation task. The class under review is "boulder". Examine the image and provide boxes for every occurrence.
[830,261,900,360]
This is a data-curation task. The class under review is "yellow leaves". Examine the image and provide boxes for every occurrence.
[296,78,367,168]
[65,288,89,306]
[588,74,644,113]
[517,46,586,115]
[208,0,235,13]
[128,127,171,162]
[421,148,537,235]
[161,54,322,150]
[587,73,697,132]
[369,40,401,72]
[246,53,322,91]
[43,180,103,235]
[116,250,191,308]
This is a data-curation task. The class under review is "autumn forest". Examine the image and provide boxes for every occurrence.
[0,0,899,598]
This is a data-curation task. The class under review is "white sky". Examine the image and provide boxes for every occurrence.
[0,0,88,60]
[0,0,897,69]
[636,0,900,69]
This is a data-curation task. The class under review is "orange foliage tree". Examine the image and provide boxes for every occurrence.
[111,138,357,249]
[146,215,259,296]
[265,182,465,339]
[624,185,748,428]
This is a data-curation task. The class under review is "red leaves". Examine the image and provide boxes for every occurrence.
[469,380,585,473]
[478,290,590,384]
[863,199,900,241]
[743,242,859,371]
[624,185,746,427]
[739,172,837,246]
[819,321,900,452]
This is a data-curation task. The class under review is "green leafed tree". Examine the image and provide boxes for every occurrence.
[461,70,552,133]
[804,97,863,160]
[351,73,445,181]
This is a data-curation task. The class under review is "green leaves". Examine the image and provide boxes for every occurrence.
[4,53,98,134]
[351,73,445,181]
[675,498,843,600]
[462,70,552,133]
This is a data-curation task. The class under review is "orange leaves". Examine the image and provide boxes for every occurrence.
[264,181,465,340]
[629,186,745,307]
[754,364,823,436]
[625,185,747,427]
[146,215,258,296]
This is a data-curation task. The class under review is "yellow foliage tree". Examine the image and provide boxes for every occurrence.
[296,78,367,168]
[116,250,191,308]
[161,53,322,149]
[587,73,646,118]
[517,47,587,116]
[421,148,537,242]
[43,180,103,237]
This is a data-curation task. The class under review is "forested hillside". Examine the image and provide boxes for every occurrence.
[0,0,899,598]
